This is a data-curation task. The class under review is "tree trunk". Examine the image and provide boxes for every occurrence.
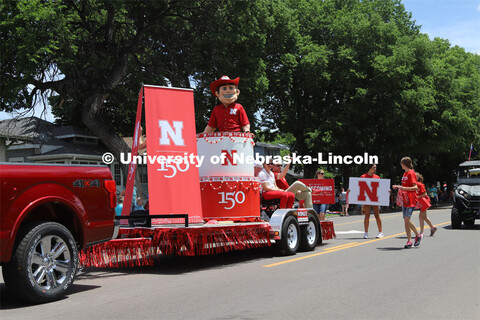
[81,93,131,182]
[80,50,134,185]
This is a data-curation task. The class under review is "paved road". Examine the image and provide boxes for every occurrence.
[1,207,479,320]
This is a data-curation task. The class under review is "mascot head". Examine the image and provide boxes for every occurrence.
[210,75,240,106]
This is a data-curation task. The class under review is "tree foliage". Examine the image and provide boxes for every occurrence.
[1,0,479,185]
[257,0,479,183]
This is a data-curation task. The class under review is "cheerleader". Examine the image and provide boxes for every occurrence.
[416,173,437,236]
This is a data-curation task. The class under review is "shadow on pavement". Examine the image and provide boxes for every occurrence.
[376,247,413,251]
[0,283,100,310]
[442,224,479,231]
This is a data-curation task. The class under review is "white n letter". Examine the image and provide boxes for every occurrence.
[159,120,185,146]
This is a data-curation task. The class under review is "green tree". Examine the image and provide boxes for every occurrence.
[1,0,268,181]
[260,0,423,179]
[2,0,478,188]
[414,40,480,183]
[258,0,479,185]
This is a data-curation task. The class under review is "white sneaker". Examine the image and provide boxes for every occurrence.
[376,232,384,239]
[363,232,368,239]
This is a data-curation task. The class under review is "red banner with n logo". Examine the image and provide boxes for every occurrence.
[121,87,144,217]
[144,86,203,224]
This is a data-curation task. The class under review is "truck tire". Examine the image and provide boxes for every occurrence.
[2,222,79,303]
[299,213,321,251]
[451,206,462,229]
[277,216,300,256]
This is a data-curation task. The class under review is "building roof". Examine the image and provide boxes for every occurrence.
[0,117,53,142]
[53,125,98,139]
[255,142,288,150]
[1,117,108,159]
[0,117,97,142]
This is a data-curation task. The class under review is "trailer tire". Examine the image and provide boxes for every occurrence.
[277,216,300,256]
[299,213,320,251]
[2,222,78,303]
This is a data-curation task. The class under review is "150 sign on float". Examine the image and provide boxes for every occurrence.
[218,191,246,209]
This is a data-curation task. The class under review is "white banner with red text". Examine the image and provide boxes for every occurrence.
[348,177,391,206]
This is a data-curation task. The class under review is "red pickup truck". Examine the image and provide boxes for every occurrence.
[0,163,119,303]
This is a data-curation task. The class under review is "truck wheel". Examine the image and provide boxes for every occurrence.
[277,216,300,256]
[451,206,462,229]
[2,222,78,303]
[299,213,321,251]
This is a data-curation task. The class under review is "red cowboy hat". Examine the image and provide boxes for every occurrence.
[210,75,240,95]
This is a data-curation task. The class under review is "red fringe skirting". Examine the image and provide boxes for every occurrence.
[79,221,336,268]
[321,220,336,240]
[79,224,271,268]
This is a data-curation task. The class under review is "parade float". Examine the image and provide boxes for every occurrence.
[80,85,335,268]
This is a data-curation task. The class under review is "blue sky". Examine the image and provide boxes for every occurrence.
[1,0,479,122]
[402,0,480,54]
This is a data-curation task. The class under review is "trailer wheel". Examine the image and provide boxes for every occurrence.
[299,213,321,251]
[2,222,78,303]
[278,216,300,255]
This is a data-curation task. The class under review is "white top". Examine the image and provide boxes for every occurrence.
[258,168,276,191]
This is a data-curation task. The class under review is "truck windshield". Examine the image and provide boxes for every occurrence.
[458,166,480,179]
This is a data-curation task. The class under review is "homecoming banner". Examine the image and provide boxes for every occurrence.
[348,177,391,206]
[300,179,335,204]
[144,85,203,224]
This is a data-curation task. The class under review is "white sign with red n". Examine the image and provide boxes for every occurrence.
[348,177,391,206]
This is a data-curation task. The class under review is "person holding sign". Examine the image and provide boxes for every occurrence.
[313,170,328,221]
[204,75,250,133]
[360,164,384,239]
[393,157,422,248]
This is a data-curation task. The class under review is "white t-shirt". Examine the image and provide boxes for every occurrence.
[258,169,276,191]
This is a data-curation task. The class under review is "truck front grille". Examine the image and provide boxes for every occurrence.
[467,196,480,210]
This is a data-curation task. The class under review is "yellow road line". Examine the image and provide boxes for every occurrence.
[263,221,450,268]
[323,242,359,251]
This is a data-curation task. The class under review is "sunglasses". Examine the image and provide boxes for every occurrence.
[318,172,324,175]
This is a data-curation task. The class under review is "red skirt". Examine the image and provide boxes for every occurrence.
[416,196,431,211]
